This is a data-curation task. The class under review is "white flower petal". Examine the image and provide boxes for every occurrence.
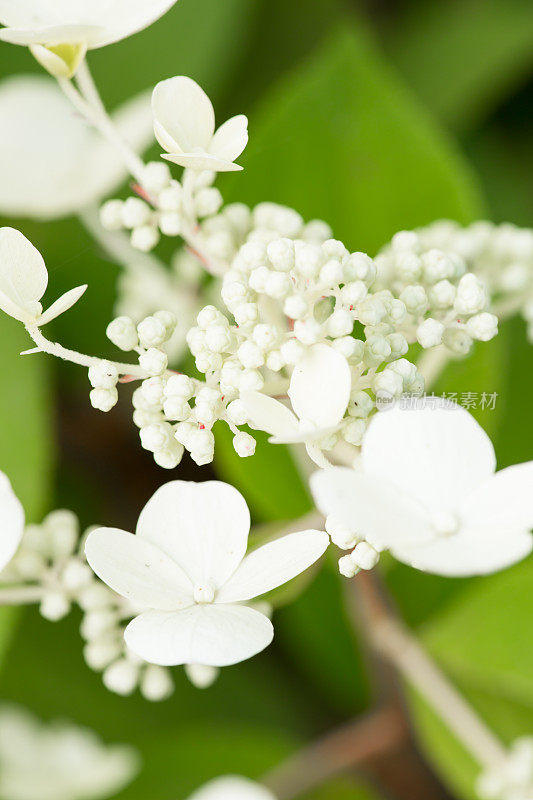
[310,467,432,550]
[362,399,496,514]
[0,24,102,46]
[0,76,154,220]
[240,390,300,439]
[161,151,243,172]
[0,2,45,26]
[85,527,194,610]
[188,776,276,800]
[136,480,250,590]
[209,115,248,162]
[461,461,533,535]
[393,529,533,577]
[0,227,47,317]
[0,472,24,572]
[152,77,215,155]
[86,0,178,48]
[288,343,351,429]
[216,530,329,604]
[37,284,87,326]
[125,604,273,667]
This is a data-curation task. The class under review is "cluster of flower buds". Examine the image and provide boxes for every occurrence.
[88,310,178,414]
[100,164,223,252]
[0,508,176,701]
[412,220,533,341]
[375,230,499,354]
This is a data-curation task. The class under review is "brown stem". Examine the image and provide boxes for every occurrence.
[263,704,407,800]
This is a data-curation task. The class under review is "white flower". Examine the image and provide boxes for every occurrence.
[85,480,328,666]
[311,399,533,577]
[241,343,351,444]
[0,76,153,220]
[152,76,248,172]
[188,776,276,800]
[0,0,178,77]
[0,228,86,325]
[0,471,24,572]
[0,705,138,800]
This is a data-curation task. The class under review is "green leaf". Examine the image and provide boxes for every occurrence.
[383,0,533,132]
[225,23,484,255]
[214,426,311,522]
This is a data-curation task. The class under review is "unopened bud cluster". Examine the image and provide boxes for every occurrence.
[325,514,381,577]
[375,230,499,355]
[0,509,175,701]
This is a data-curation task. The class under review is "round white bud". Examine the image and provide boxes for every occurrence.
[140,421,173,452]
[338,554,360,578]
[139,348,168,376]
[138,316,167,348]
[239,369,264,392]
[343,418,367,446]
[295,243,323,278]
[159,212,181,237]
[343,252,376,284]
[122,197,151,228]
[61,558,93,591]
[429,279,456,309]
[416,318,445,348]
[341,281,368,308]
[294,318,322,345]
[84,638,122,671]
[325,515,357,549]
[352,541,379,570]
[159,183,182,211]
[226,399,248,426]
[327,309,353,338]
[319,259,343,287]
[143,161,171,193]
[195,187,223,217]
[283,295,308,320]
[131,224,160,252]
[88,361,118,389]
[106,317,138,351]
[233,302,259,327]
[141,377,165,406]
[163,396,191,421]
[465,312,498,341]
[164,374,195,399]
[267,238,295,271]
[454,273,487,315]
[280,339,306,364]
[265,271,291,299]
[40,591,70,621]
[154,442,184,469]
[400,285,428,316]
[266,350,285,371]
[103,659,139,696]
[99,199,124,231]
[233,431,256,457]
[141,665,174,701]
[90,387,118,412]
[184,663,219,689]
[237,341,265,369]
[252,324,278,350]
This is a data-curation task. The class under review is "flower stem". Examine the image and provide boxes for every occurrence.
[25,325,148,378]
[351,571,507,770]
[0,585,44,604]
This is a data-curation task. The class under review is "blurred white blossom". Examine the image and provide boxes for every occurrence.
[188,776,276,800]
[0,0,179,76]
[0,471,23,572]
[0,705,139,800]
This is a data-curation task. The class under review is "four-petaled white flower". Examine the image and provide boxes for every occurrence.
[311,399,533,576]
[241,343,351,445]
[152,76,248,172]
[85,480,328,666]
[0,228,87,326]
[0,75,153,220]
[188,776,276,800]
[0,0,178,77]
[0,471,24,573]
[0,704,139,800]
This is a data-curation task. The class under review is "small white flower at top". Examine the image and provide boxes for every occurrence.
[241,343,351,454]
[0,470,24,573]
[477,738,533,800]
[187,776,276,800]
[153,76,248,172]
[311,398,533,577]
[0,705,139,800]
[0,0,179,77]
[85,480,328,666]
[0,227,86,327]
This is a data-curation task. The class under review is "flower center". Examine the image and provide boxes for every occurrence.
[431,511,459,537]
[193,584,215,604]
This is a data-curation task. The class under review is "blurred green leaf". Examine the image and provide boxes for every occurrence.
[214,426,311,522]
[383,0,533,133]
[225,22,484,255]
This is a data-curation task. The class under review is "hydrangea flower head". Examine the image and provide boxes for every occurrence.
[86,480,328,666]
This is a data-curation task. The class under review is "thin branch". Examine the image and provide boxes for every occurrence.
[263,705,407,800]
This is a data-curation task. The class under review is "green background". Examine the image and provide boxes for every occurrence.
[0,0,532,798]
